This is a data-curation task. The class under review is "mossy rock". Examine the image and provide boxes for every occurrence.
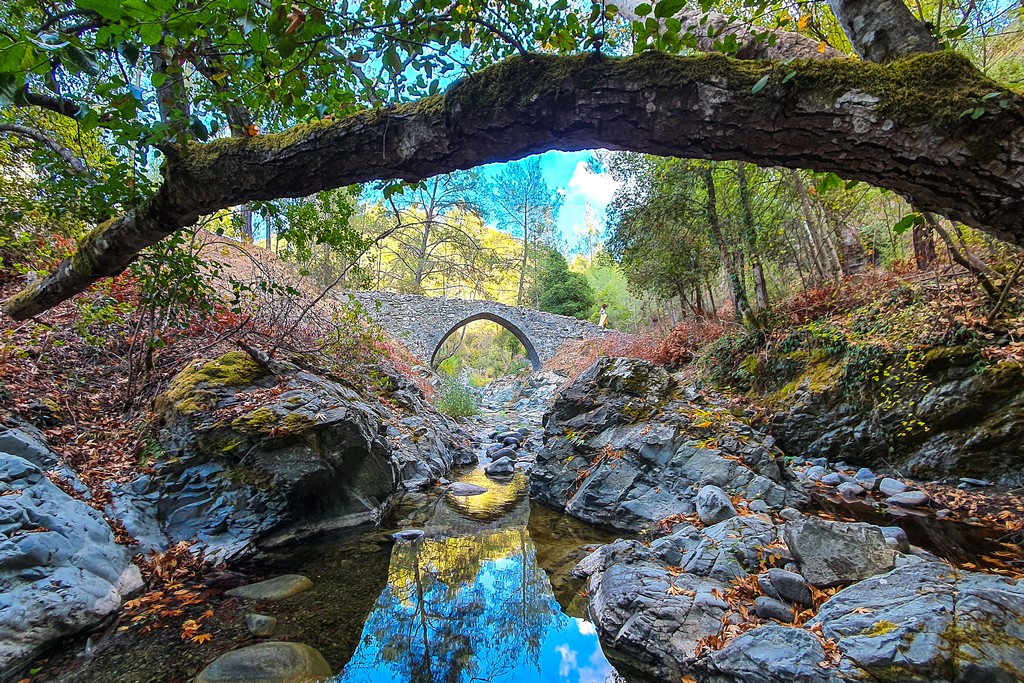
[157,352,268,415]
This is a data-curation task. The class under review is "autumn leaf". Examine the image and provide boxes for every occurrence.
[798,15,809,30]
[191,633,213,644]
[818,41,827,54]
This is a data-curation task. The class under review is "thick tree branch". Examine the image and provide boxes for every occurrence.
[4,50,1023,320]
[0,123,86,173]
[829,0,941,62]
[19,88,84,119]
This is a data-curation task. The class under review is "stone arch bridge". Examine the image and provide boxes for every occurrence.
[342,291,610,370]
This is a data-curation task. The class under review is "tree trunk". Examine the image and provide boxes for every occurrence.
[912,223,937,269]
[5,51,1023,320]
[701,167,753,325]
[829,0,941,63]
[736,162,769,310]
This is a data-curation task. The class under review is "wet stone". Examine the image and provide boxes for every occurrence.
[484,457,515,476]
[886,490,930,507]
[803,466,827,482]
[821,472,843,486]
[225,575,313,601]
[448,482,488,497]
[837,482,864,498]
[244,613,277,638]
[392,529,425,541]
[880,526,910,553]
[878,478,908,496]
[853,468,877,490]
[194,641,332,683]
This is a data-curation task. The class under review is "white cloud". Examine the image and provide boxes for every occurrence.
[566,161,619,205]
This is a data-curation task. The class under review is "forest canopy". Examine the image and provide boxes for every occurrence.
[0,0,1022,320]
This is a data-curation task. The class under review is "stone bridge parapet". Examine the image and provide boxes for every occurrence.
[341,291,610,370]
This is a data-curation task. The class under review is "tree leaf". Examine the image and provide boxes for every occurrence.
[751,74,769,94]
[139,24,164,47]
[76,0,125,21]
[634,3,652,16]
[892,213,922,236]
[654,0,685,19]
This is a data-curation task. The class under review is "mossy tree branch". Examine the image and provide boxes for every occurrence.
[4,50,1024,320]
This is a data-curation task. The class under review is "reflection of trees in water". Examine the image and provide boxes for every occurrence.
[337,528,562,683]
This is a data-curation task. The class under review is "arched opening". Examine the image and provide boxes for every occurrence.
[430,312,542,372]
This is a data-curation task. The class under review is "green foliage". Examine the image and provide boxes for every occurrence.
[434,379,480,417]
[537,248,594,318]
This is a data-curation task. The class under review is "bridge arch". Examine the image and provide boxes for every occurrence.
[429,312,542,371]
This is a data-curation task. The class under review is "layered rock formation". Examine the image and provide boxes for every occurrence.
[531,357,806,531]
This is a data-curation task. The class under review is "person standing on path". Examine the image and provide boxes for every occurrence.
[598,304,608,328]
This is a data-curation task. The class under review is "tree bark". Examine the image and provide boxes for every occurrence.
[0,124,86,173]
[736,162,769,310]
[829,0,941,63]
[912,222,937,269]
[701,167,752,324]
[5,51,1024,320]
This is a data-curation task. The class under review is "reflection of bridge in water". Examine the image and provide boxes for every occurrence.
[343,291,610,370]
[333,467,626,683]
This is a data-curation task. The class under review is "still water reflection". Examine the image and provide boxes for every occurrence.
[334,470,621,683]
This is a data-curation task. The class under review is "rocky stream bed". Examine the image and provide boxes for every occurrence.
[2,355,1023,682]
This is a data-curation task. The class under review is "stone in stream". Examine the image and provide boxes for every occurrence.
[225,575,313,601]
[878,477,908,496]
[959,477,992,487]
[484,456,515,476]
[0,452,143,675]
[810,561,1024,681]
[244,613,277,637]
[702,624,834,683]
[695,485,737,526]
[392,529,425,541]
[880,526,910,553]
[501,436,521,447]
[836,482,865,498]
[194,642,332,683]
[853,467,877,490]
[783,517,895,587]
[886,490,930,507]
[821,472,843,486]
[496,431,521,443]
[754,596,796,623]
[766,568,813,607]
[490,446,516,460]
[517,427,530,436]
[803,465,827,482]
[448,482,488,497]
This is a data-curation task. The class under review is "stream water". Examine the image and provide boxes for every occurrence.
[256,465,630,683]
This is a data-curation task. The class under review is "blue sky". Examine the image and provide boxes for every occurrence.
[478,150,620,250]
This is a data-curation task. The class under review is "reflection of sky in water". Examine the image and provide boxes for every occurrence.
[334,528,617,683]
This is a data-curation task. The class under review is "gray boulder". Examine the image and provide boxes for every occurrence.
[836,482,864,498]
[225,574,313,601]
[194,641,332,682]
[701,625,838,683]
[880,526,910,553]
[484,456,515,476]
[244,613,277,637]
[887,490,931,507]
[448,482,487,497]
[753,596,795,623]
[532,357,805,531]
[696,485,738,525]
[853,467,877,490]
[878,477,908,496]
[811,562,1024,682]
[783,517,895,587]
[765,568,813,607]
[110,352,470,562]
[578,516,777,680]
[0,453,142,679]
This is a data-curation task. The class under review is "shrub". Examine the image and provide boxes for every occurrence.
[434,379,480,417]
